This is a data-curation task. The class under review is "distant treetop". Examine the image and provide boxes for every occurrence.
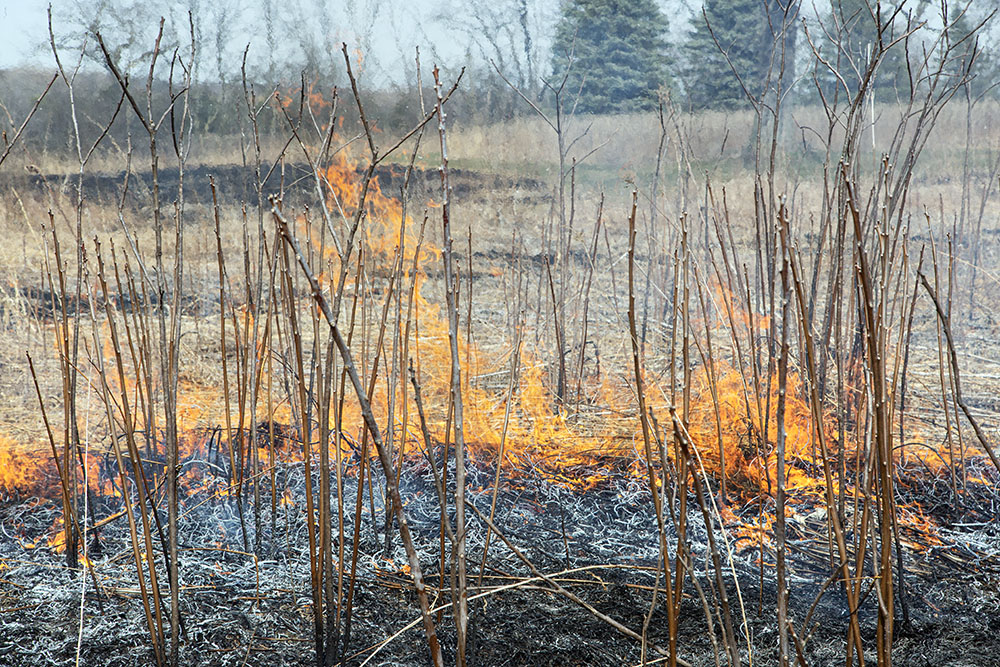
[684,0,774,109]
[550,0,671,114]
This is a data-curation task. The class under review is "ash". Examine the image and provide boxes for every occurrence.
[1,452,1000,666]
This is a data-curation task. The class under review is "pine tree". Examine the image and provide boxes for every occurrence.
[684,0,773,109]
[821,0,915,102]
[550,0,671,114]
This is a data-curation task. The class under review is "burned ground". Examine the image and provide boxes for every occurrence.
[1,163,546,213]
[1,444,999,666]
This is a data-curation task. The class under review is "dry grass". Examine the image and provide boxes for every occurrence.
[4,94,1000,453]
[441,100,1000,173]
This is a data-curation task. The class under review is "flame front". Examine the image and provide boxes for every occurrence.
[0,127,990,560]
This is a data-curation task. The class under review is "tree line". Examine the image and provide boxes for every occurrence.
[553,0,997,113]
[1,0,996,146]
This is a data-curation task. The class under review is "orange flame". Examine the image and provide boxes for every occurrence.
[1,123,991,569]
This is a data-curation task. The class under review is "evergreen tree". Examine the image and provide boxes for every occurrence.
[941,2,995,100]
[821,0,916,102]
[684,0,785,109]
[550,0,671,114]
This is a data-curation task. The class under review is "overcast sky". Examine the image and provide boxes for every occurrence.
[0,1,549,83]
[0,1,708,87]
[0,1,453,70]
[1,1,51,67]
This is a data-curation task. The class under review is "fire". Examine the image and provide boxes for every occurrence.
[278,80,337,119]
[300,154,990,561]
[0,121,992,569]
[374,555,412,577]
[47,516,66,552]
[0,433,53,500]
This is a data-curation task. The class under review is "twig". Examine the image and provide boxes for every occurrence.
[918,272,1000,476]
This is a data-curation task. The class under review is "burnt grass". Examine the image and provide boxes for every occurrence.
[2,162,546,213]
[1,443,999,667]
[0,161,549,323]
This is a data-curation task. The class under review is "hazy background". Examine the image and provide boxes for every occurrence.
[1,0,998,176]
[0,1,579,85]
